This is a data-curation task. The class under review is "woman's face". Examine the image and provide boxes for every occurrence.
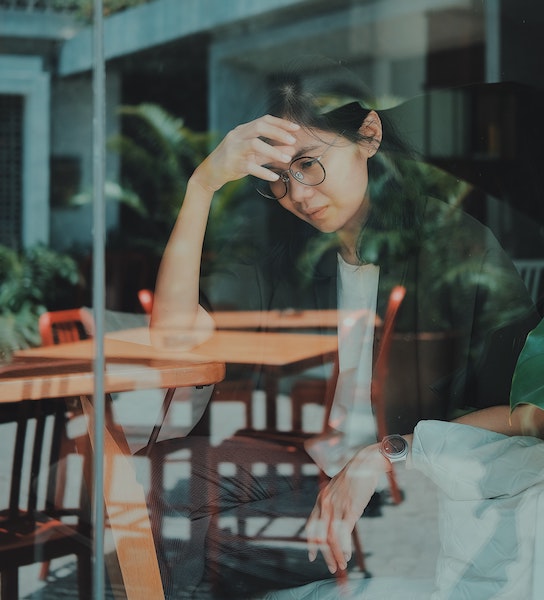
[272,113,380,246]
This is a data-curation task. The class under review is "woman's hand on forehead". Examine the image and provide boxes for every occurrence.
[243,115,302,179]
[194,114,300,191]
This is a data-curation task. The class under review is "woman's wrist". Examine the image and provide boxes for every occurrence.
[190,161,224,194]
[348,442,392,476]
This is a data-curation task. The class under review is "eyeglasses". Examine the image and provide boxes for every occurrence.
[253,135,340,200]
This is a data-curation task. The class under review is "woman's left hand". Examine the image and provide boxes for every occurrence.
[306,443,390,573]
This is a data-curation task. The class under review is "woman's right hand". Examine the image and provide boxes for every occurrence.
[306,443,391,574]
[191,114,300,193]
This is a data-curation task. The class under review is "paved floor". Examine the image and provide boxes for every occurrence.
[5,389,440,598]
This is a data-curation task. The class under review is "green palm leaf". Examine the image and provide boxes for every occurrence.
[510,318,544,411]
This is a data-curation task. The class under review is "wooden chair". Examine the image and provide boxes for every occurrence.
[140,287,405,582]
[38,308,95,346]
[38,308,117,425]
[205,355,372,577]
[37,307,118,585]
[221,285,407,573]
[0,398,92,599]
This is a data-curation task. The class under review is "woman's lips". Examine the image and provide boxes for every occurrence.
[306,206,328,220]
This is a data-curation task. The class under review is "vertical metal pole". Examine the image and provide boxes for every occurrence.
[92,1,106,598]
[484,0,502,234]
[485,0,501,84]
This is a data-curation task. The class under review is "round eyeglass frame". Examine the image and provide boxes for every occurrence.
[254,133,343,200]
[255,157,326,200]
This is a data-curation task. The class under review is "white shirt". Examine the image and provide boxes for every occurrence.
[307,254,380,476]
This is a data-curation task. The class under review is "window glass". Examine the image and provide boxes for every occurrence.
[1,1,543,598]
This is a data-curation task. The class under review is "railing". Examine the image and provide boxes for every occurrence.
[0,0,150,16]
[0,0,79,11]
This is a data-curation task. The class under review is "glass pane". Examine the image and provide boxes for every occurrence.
[2,1,543,599]
[1,2,99,599]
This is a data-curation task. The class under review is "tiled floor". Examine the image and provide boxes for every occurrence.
[5,389,440,598]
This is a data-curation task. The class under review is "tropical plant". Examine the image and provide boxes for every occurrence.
[510,317,544,412]
[0,244,81,358]
[102,103,252,268]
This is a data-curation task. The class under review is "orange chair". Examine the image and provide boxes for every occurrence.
[235,285,407,503]
[371,285,407,503]
[224,285,407,573]
[39,308,95,346]
[37,307,118,584]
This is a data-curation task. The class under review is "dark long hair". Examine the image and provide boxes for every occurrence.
[261,59,426,282]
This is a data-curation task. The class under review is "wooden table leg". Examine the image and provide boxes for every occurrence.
[79,395,165,600]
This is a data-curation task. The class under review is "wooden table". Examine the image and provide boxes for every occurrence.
[2,346,225,600]
[212,309,339,330]
[17,326,339,431]
[104,328,339,430]
[211,308,381,331]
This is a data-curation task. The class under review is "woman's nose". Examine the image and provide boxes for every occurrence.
[287,176,314,204]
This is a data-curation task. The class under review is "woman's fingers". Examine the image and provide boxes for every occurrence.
[306,517,326,563]
[249,137,293,172]
[333,518,353,563]
[203,115,299,189]
[305,446,387,572]
[253,114,300,140]
[306,504,354,573]
[233,114,299,151]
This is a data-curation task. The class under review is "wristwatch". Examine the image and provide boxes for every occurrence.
[380,434,409,462]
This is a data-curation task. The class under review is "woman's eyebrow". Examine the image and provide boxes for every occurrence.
[263,142,324,169]
[292,144,321,160]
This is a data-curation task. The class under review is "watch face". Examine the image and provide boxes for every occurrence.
[381,435,408,460]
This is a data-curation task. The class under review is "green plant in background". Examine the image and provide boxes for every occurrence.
[107,103,209,252]
[103,103,252,268]
[0,244,81,358]
[51,0,147,21]
[510,316,544,412]
[295,158,471,288]
[295,157,527,334]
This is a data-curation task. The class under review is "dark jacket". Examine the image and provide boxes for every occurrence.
[201,198,539,434]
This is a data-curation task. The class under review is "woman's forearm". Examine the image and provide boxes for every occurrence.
[150,174,215,339]
[149,115,300,347]
[452,404,544,439]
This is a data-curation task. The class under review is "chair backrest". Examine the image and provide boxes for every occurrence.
[39,308,95,346]
[371,285,407,441]
[322,285,406,435]
[0,397,91,597]
[513,259,544,304]
[0,399,72,522]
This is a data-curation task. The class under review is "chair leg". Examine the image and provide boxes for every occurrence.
[1,568,19,600]
[76,550,93,600]
[387,468,403,505]
[39,561,50,581]
[351,525,368,574]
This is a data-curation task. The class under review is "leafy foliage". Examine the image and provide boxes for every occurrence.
[0,244,81,357]
[510,317,544,411]
[105,103,251,264]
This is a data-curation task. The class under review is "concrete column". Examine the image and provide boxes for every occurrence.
[0,55,50,247]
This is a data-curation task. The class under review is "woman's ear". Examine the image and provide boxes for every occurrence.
[359,110,382,157]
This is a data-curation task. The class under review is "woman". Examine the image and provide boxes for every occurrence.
[150,63,541,597]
